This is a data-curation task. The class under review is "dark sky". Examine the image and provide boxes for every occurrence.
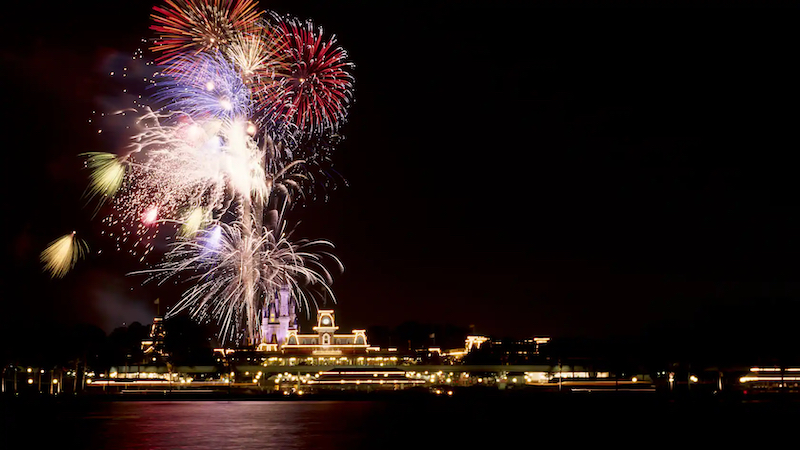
[3,1,800,349]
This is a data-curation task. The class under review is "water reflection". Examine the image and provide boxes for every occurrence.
[8,396,799,449]
[82,401,374,450]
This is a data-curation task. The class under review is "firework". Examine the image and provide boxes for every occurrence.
[50,0,355,346]
[40,232,89,279]
[150,0,262,67]
[127,109,266,205]
[256,15,355,135]
[82,152,126,201]
[152,50,254,120]
[180,207,211,237]
[225,21,289,85]
[136,217,341,344]
[94,108,270,261]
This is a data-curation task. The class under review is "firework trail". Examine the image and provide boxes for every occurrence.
[40,232,89,279]
[46,0,354,345]
[134,215,342,344]
[82,152,126,201]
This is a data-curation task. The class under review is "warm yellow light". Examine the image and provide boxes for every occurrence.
[631,377,638,383]
[27,368,32,373]
[27,378,34,384]
[689,375,699,383]
[53,379,59,384]
[82,152,125,201]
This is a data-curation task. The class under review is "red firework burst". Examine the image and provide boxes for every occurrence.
[150,0,262,66]
[259,16,354,135]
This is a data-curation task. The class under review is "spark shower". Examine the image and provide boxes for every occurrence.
[41,0,354,345]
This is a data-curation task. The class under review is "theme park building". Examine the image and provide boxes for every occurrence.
[256,285,369,357]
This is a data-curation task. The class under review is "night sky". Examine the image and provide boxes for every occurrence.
[3,2,799,353]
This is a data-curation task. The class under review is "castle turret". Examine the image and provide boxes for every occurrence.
[260,285,296,349]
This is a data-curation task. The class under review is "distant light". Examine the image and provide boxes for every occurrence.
[27,368,32,373]
[689,375,699,383]
[205,81,215,91]
[631,377,638,383]
[53,379,59,384]
[27,378,34,384]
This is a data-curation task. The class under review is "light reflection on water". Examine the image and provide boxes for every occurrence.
[81,401,378,450]
[8,396,800,448]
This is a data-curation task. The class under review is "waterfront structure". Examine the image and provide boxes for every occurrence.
[306,367,427,390]
[257,307,370,355]
[92,320,653,394]
[739,367,800,391]
[283,310,369,354]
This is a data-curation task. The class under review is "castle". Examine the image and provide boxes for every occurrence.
[257,286,369,354]
[259,285,298,350]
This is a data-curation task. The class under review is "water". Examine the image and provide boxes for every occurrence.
[4,394,800,448]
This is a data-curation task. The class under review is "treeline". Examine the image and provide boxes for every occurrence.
[1,316,218,373]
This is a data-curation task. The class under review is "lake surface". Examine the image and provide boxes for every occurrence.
[4,394,799,448]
